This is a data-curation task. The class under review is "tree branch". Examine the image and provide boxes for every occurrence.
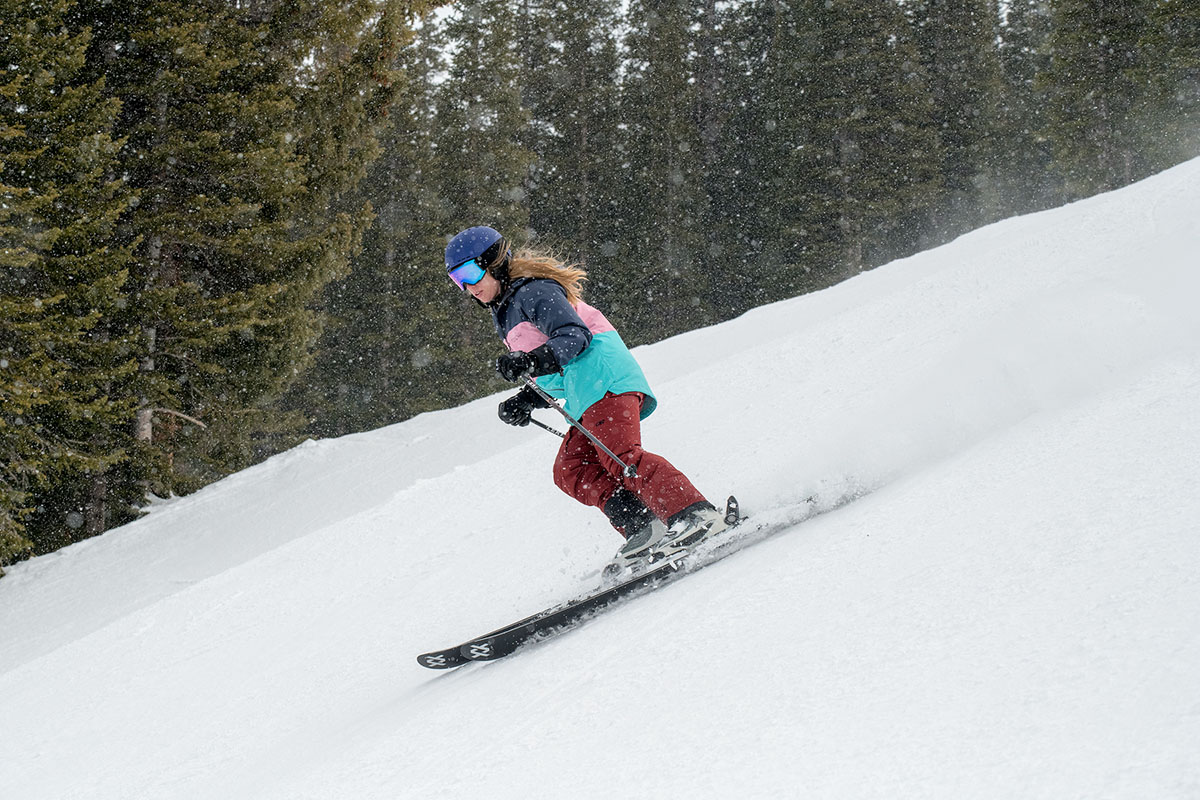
[147,408,208,429]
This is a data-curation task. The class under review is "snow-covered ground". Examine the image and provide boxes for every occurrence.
[3,159,1199,799]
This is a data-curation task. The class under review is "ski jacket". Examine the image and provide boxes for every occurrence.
[490,277,657,420]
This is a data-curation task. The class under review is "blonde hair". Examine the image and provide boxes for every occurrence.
[507,247,587,306]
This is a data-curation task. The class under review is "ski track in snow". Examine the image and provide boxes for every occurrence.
[2,159,1200,799]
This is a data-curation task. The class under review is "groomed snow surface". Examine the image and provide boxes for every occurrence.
[3,159,1199,799]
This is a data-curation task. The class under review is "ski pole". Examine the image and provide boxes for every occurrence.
[529,418,564,439]
[521,375,637,478]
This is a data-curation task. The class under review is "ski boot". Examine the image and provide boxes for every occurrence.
[650,500,734,559]
[600,518,667,583]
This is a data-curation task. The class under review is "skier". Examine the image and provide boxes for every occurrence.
[444,225,728,575]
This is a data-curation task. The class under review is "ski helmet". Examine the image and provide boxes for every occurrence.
[444,226,510,283]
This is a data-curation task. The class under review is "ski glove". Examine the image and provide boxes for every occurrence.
[498,385,551,427]
[496,344,560,382]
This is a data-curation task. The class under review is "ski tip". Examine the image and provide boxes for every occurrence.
[417,651,467,670]
[724,495,741,526]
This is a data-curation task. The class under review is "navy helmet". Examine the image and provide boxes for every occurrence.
[445,226,509,274]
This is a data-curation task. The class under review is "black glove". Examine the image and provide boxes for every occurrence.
[497,386,550,427]
[496,344,560,382]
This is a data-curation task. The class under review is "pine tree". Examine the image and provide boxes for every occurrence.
[909,0,1006,236]
[714,0,816,306]
[429,0,535,391]
[435,0,534,230]
[288,18,455,436]
[691,0,734,321]
[0,0,139,564]
[61,0,414,498]
[618,0,712,340]
[710,0,790,311]
[723,0,943,290]
[1041,0,1154,197]
[0,0,55,565]
[238,0,430,450]
[516,0,624,275]
[0,292,57,567]
[295,1,537,438]
[1138,0,1200,170]
[820,0,946,275]
[993,0,1061,216]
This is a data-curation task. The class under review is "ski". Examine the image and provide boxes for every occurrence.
[416,592,583,669]
[417,496,745,669]
[418,488,862,668]
[457,552,690,662]
[416,537,698,669]
[416,490,861,669]
[459,495,761,663]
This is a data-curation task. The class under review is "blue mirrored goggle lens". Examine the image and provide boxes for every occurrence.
[448,259,487,289]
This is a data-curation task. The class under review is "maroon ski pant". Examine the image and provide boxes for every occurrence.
[552,392,705,532]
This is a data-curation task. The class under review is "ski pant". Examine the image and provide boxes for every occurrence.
[552,392,705,534]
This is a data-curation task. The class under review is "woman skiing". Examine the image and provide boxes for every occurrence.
[444,225,727,575]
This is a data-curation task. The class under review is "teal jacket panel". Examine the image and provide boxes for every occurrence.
[537,330,657,420]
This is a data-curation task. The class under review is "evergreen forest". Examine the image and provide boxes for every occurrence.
[2,0,1197,572]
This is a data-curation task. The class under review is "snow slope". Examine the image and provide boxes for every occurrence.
[3,159,1199,799]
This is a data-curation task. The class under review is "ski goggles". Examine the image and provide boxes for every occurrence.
[447,258,487,290]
